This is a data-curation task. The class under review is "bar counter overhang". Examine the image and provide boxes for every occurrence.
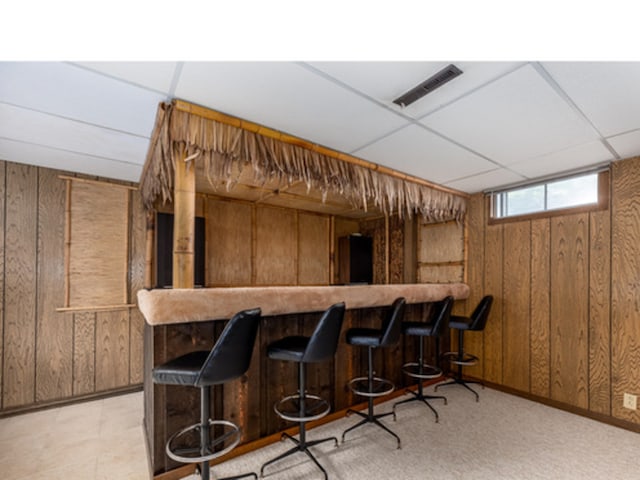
[138,283,469,477]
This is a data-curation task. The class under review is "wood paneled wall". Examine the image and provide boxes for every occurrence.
[0,160,146,414]
[465,156,640,427]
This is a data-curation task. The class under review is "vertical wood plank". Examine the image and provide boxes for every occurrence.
[550,213,589,409]
[464,194,485,378]
[129,191,146,384]
[172,153,195,288]
[297,213,330,285]
[206,199,253,286]
[95,309,130,391]
[0,160,5,407]
[483,223,503,384]
[502,221,531,392]
[3,163,38,408]
[36,169,72,402]
[73,312,96,395]
[611,158,640,423]
[589,208,611,415]
[530,218,551,397]
[255,206,297,285]
[388,215,404,284]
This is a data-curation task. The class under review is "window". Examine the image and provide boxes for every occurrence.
[489,169,608,222]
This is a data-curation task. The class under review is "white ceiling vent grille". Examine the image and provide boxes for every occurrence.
[393,64,463,107]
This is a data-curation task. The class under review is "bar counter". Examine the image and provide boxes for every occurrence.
[138,283,469,477]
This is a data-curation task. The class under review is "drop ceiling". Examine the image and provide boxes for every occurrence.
[1,61,639,197]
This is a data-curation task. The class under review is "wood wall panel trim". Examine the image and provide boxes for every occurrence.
[0,160,5,407]
[502,221,531,392]
[588,208,611,415]
[611,158,640,423]
[297,213,330,285]
[550,213,589,409]
[95,309,130,391]
[36,168,72,402]
[72,311,96,396]
[530,218,551,397]
[483,223,503,384]
[255,206,297,286]
[3,163,38,408]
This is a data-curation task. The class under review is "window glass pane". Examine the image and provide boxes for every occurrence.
[547,174,598,210]
[505,185,545,216]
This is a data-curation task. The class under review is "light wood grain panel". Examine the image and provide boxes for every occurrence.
[297,213,330,285]
[3,163,38,407]
[417,264,464,283]
[463,194,485,378]
[0,161,4,407]
[550,213,589,409]
[611,158,640,422]
[129,190,146,302]
[69,181,129,306]
[589,208,611,415]
[502,221,531,392]
[255,206,297,285]
[483,223,503,384]
[36,168,72,402]
[419,220,464,263]
[129,308,145,384]
[333,218,360,284]
[95,309,130,391]
[73,312,96,395]
[530,218,550,397]
[206,198,252,286]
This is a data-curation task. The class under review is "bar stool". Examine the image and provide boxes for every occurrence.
[436,295,493,401]
[341,297,406,449]
[392,295,453,423]
[152,308,261,480]
[260,302,346,480]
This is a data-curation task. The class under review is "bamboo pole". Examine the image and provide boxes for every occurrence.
[174,99,469,199]
[144,210,155,289]
[172,150,196,288]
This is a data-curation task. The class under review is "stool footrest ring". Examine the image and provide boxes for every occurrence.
[402,362,442,379]
[166,419,241,464]
[348,376,394,397]
[442,351,478,366]
[274,393,331,422]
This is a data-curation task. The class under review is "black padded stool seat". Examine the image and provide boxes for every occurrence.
[341,297,406,449]
[392,296,453,423]
[436,295,493,401]
[260,302,346,480]
[152,308,261,480]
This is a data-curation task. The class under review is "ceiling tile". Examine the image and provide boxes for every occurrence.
[309,61,525,119]
[607,129,640,160]
[174,62,407,153]
[543,62,640,138]
[508,141,613,179]
[0,138,142,182]
[73,61,179,94]
[0,103,149,165]
[0,62,163,137]
[421,64,598,165]
[353,124,497,185]
[444,168,526,194]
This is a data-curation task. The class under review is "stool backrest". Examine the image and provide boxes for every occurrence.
[468,295,493,331]
[196,308,261,386]
[429,295,454,337]
[380,297,406,347]
[302,302,346,363]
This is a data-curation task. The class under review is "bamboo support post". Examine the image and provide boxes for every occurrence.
[144,210,155,289]
[173,151,196,288]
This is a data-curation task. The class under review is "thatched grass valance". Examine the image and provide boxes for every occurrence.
[139,100,468,222]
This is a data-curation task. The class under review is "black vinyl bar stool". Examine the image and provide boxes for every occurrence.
[392,295,453,423]
[260,302,346,480]
[152,308,261,480]
[341,297,406,449]
[436,295,493,401]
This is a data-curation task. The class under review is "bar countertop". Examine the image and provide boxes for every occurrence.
[137,283,470,326]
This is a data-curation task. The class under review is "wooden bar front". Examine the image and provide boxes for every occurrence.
[139,284,469,477]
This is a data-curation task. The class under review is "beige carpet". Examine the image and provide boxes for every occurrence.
[208,385,640,480]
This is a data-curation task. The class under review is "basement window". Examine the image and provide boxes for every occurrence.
[489,169,609,222]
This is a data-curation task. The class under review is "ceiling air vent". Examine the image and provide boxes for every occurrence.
[393,64,463,107]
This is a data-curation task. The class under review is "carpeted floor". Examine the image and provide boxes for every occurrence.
[2,385,639,479]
